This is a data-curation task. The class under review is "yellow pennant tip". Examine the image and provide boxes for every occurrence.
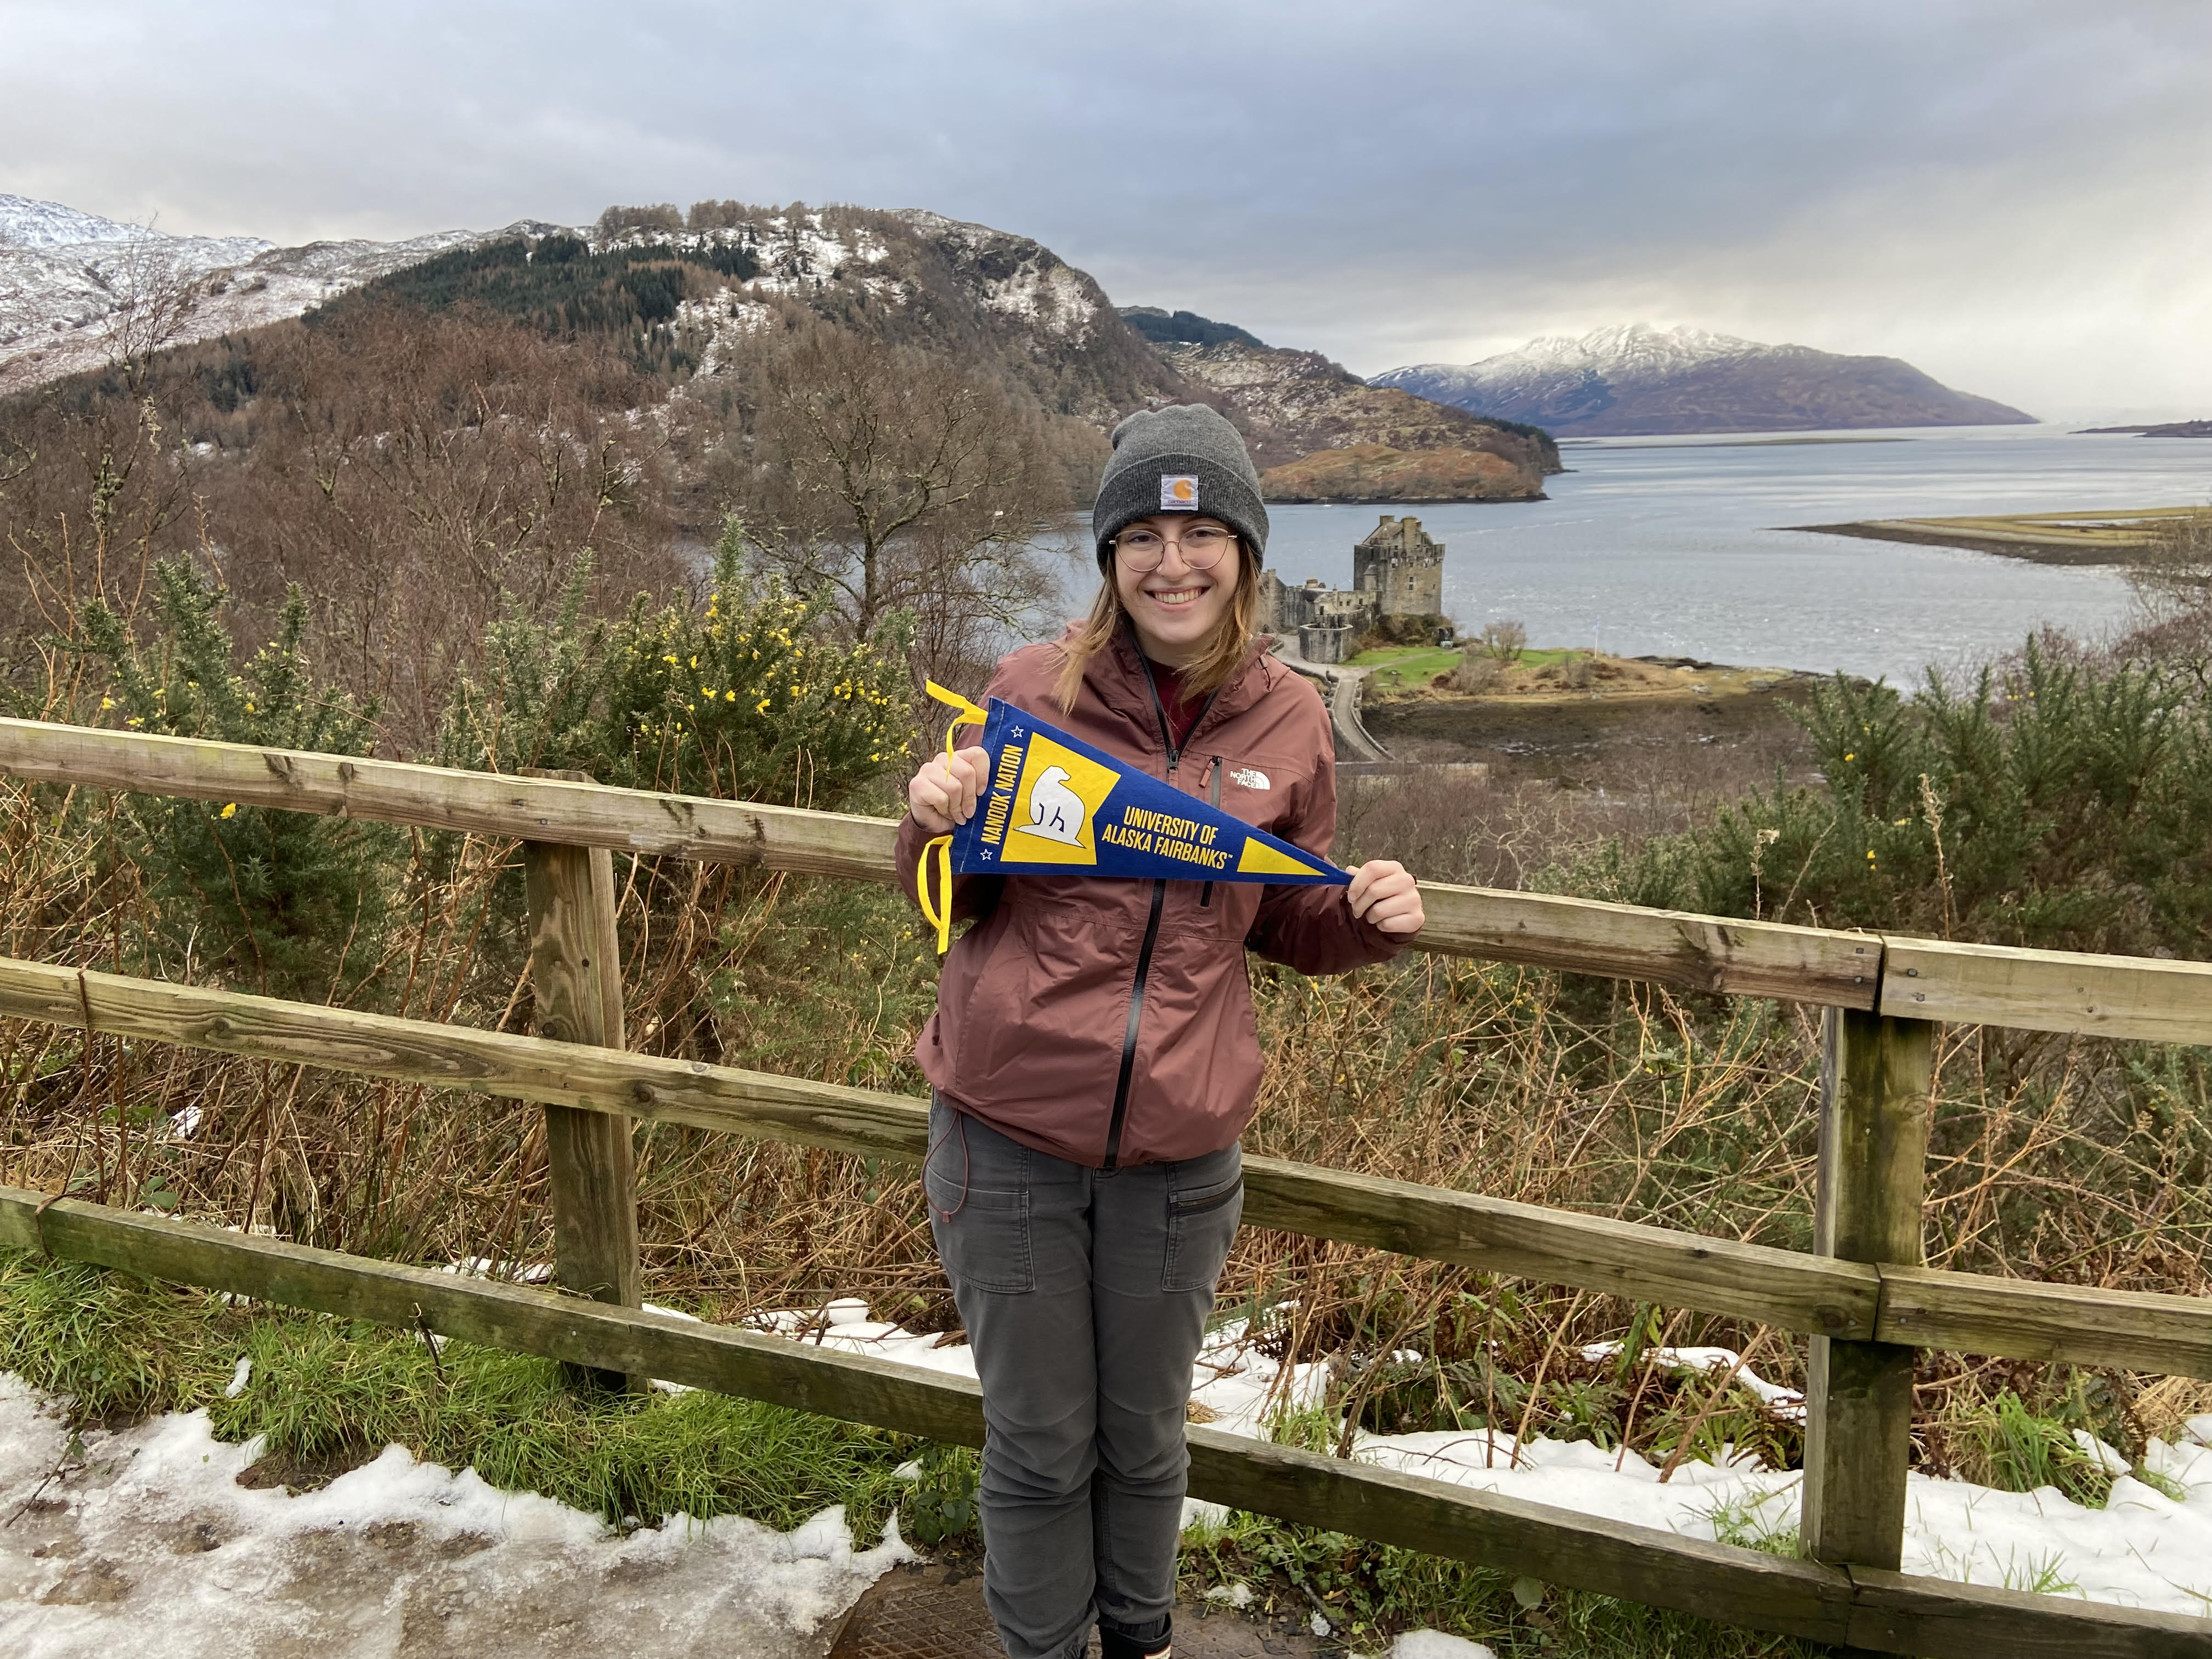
[1234,838,1325,879]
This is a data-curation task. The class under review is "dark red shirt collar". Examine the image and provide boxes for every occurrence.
[1146,659,1203,749]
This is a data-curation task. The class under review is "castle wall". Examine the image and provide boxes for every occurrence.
[1299,623,1353,664]
[1257,515,1446,650]
[1353,515,1445,617]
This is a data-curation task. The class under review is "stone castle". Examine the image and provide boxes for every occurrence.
[1257,514,1447,664]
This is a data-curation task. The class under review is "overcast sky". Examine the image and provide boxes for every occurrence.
[5,0,2208,417]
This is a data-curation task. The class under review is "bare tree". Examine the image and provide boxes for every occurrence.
[1479,618,1528,663]
[100,236,207,398]
[2121,512,2212,664]
[732,321,1064,665]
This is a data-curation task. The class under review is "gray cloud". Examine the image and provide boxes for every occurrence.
[4,0,2208,414]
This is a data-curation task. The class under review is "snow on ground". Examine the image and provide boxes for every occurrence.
[1380,1634,1496,1659]
[772,1306,2212,1620]
[10,1297,2210,1653]
[0,1373,911,1658]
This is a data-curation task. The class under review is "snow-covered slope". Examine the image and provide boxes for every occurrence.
[1,193,266,256]
[1374,322,2035,436]
[0,193,545,394]
[896,209,1101,343]
[0,194,1185,428]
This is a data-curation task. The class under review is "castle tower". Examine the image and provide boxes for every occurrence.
[1353,515,1444,617]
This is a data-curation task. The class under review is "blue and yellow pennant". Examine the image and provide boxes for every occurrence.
[917,682,1348,953]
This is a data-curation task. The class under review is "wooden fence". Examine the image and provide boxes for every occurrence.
[0,718,2205,1658]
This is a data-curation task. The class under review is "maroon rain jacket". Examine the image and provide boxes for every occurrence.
[894,627,1408,1169]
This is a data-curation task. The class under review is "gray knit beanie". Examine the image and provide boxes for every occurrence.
[1092,404,1268,572]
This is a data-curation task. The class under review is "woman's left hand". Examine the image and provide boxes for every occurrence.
[1346,861,1425,936]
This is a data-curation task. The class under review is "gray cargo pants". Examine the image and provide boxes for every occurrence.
[925,1096,1245,1659]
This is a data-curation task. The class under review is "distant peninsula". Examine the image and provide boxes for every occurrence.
[1372,323,2035,438]
[2074,420,2212,438]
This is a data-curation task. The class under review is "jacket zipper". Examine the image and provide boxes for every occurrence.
[1103,651,1222,1172]
[1104,878,1167,1172]
[1199,756,1221,910]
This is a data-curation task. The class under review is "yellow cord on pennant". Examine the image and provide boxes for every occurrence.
[917,833,954,955]
[917,682,987,954]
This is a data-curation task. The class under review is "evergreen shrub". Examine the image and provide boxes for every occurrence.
[72,560,396,996]
[1613,637,2212,957]
[437,535,910,806]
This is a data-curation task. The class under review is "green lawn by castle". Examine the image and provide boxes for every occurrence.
[1350,644,1583,690]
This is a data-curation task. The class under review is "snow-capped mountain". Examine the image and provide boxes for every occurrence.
[1372,322,2035,436]
[0,193,543,393]
[0,191,1165,420]
[1,193,266,256]
[1116,305,1556,499]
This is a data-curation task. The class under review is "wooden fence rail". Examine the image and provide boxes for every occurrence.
[20,717,2212,1035]
[5,952,2210,1381]
[2,1186,2202,1659]
[2,715,2209,1650]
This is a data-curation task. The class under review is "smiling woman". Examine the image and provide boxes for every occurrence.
[895,403,1424,1659]
[1050,405,1275,709]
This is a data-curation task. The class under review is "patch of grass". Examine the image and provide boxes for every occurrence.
[1350,642,1592,692]
[0,1250,916,1537]
[1358,647,1465,690]
[2002,1552,2081,1596]
[1695,1490,1801,1558]
[1948,1389,2116,1509]
[0,1255,245,1423]
[1180,1512,1818,1657]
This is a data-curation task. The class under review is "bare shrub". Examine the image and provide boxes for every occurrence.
[1479,618,1527,663]
[1447,653,1503,693]
[2120,510,2212,663]
[0,389,188,703]
[1337,770,1639,890]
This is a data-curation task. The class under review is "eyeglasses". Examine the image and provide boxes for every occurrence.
[1111,524,1238,572]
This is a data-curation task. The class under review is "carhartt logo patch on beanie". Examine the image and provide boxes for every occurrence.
[1093,404,1267,570]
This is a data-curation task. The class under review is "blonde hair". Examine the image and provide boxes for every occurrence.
[1053,539,1262,713]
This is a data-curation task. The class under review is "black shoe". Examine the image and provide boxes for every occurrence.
[1098,1616,1171,1659]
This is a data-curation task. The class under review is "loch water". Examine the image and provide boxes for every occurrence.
[1259,425,2212,686]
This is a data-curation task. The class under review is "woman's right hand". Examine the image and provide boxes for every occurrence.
[907,746,995,834]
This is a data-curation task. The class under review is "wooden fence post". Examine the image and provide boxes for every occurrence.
[1802,1007,1934,1583]
[522,819,643,1393]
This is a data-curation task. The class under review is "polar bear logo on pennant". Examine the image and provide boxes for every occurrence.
[1023,766,1085,845]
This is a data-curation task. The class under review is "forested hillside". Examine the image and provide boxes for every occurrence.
[0,201,1187,747]
[0,196,1564,764]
